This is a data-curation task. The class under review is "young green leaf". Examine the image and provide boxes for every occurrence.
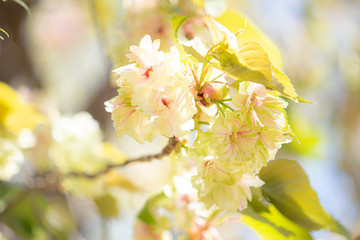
[242,205,313,240]
[209,40,298,101]
[237,41,273,80]
[205,15,238,49]
[216,8,283,67]
[296,96,314,104]
[168,14,209,64]
[205,16,300,101]
[209,41,247,76]
[259,159,350,238]
[271,66,297,101]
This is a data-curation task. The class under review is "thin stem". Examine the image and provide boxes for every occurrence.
[218,98,232,102]
[199,72,225,92]
[191,66,199,88]
[216,102,225,117]
[64,137,179,179]
[199,63,210,87]
[0,138,179,220]
[219,101,234,112]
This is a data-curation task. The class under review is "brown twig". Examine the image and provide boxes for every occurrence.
[0,138,179,222]
[64,137,179,179]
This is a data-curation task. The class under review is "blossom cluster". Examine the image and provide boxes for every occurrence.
[106,17,294,212]
[105,35,197,143]
[50,112,125,196]
[0,138,24,181]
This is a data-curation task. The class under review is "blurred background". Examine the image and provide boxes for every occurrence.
[0,0,360,239]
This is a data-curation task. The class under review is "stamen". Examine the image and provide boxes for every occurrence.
[162,97,169,107]
[143,66,153,78]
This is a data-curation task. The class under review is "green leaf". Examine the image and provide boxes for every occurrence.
[0,184,74,239]
[259,159,350,238]
[216,8,283,67]
[0,82,46,134]
[209,41,247,76]
[296,96,314,104]
[1,191,48,239]
[237,41,273,80]
[205,16,299,101]
[137,192,167,226]
[271,66,297,101]
[94,194,119,218]
[205,15,236,46]
[168,14,209,64]
[209,41,297,100]
[242,205,313,240]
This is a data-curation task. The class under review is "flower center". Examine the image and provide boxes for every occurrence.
[162,96,169,107]
[143,66,153,79]
[196,92,210,106]
[251,95,263,107]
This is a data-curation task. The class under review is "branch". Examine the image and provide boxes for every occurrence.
[64,137,179,179]
[0,137,179,220]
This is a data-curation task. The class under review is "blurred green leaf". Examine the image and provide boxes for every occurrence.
[2,191,48,239]
[287,111,322,157]
[0,82,46,134]
[137,192,168,226]
[0,181,22,200]
[138,202,157,226]
[259,160,349,238]
[42,197,76,239]
[104,170,140,192]
[101,142,126,164]
[0,183,74,240]
[94,193,119,218]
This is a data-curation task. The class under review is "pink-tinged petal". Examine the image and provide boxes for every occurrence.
[151,85,196,137]
[250,110,257,125]
[233,119,241,128]
[112,63,136,75]
[258,131,277,150]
